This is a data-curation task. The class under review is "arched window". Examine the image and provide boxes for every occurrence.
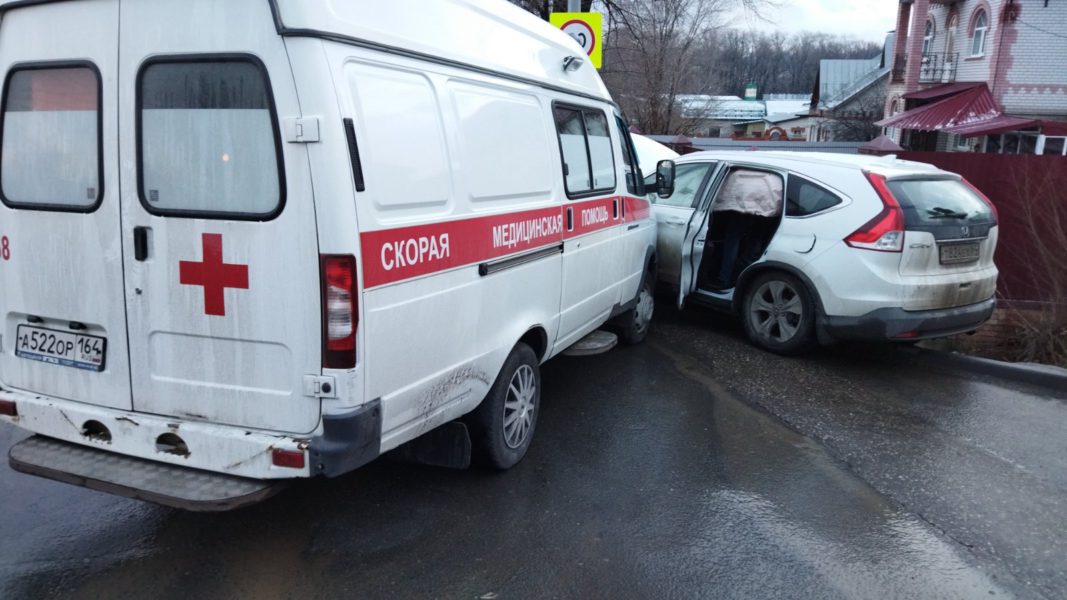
[971,10,988,56]
[923,20,935,55]
[946,13,959,57]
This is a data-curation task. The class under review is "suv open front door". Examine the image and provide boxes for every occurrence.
[0,0,133,411]
[676,164,724,309]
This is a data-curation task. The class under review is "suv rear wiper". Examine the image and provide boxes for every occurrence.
[926,206,969,219]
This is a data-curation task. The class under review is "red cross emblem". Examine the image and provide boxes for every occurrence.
[179,233,249,316]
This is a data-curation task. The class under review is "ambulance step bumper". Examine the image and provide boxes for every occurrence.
[9,436,286,512]
[562,329,618,356]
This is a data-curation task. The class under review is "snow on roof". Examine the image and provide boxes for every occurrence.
[676,94,766,121]
[273,0,611,101]
[764,96,811,117]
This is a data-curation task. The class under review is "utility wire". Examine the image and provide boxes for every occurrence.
[1014,18,1067,40]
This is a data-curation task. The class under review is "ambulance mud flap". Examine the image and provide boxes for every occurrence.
[389,421,472,470]
[9,436,285,512]
[308,399,382,477]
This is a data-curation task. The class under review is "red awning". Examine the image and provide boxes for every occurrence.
[876,84,1001,131]
[903,82,983,101]
[946,115,1040,138]
[1041,120,1067,136]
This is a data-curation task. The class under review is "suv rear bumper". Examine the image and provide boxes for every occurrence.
[821,297,996,342]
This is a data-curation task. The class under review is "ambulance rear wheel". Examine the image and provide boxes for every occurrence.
[469,343,540,470]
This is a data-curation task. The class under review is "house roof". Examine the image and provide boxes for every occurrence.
[764,96,811,116]
[903,82,983,101]
[947,115,1040,138]
[858,134,903,153]
[820,68,890,110]
[764,113,809,124]
[818,57,882,101]
[876,84,1000,131]
[676,95,766,120]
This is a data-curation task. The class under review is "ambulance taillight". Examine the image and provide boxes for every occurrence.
[321,255,358,369]
[0,400,16,417]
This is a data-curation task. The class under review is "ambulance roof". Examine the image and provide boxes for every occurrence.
[0,0,613,104]
[271,0,613,103]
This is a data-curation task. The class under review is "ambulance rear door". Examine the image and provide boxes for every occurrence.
[116,0,322,433]
[0,0,132,411]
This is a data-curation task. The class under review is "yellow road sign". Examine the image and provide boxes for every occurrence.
[550,12,603,70]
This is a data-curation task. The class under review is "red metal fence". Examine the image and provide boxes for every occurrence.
[898,152,1067,302]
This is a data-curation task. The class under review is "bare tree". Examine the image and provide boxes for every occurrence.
[509,0,596,20]
[599,0,730,134]
[821,83,886,142]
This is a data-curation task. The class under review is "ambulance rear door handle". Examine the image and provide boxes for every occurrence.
[627,224,639,231]
[133,227,150,261]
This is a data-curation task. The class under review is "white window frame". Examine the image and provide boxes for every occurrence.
[923,20,935,56]
[1036,135,1067,156]
[970,11,988,57]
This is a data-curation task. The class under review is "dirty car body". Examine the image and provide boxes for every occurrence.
[649,151,998,353]
[0,0,657,509]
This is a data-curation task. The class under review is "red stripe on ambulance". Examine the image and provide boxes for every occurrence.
[359,195,650,288]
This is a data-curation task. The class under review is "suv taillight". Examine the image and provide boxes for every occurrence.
[321,255,357,369]
[962,178,999,223]
[847,172,905,252]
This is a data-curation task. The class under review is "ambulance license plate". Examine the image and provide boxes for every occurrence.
[15,325,106,372]
[939,242,980,265]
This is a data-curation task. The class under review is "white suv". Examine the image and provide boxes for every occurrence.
[648,151,999,354]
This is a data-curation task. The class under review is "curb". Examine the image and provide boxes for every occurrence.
[918,349,1067,392]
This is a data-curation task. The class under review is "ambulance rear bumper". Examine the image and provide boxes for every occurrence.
[0,385,313,480]
[10,435,286,511]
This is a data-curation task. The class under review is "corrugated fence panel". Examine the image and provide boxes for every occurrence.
[899,152,1067,303]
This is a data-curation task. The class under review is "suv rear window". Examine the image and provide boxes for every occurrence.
[1,65,101,210]
[886,178,995,226]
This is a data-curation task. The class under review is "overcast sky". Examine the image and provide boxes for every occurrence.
[730,0,899,44]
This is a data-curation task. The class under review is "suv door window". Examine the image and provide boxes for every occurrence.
[786,175,843,216]
[138,57,283,219]
[645,162,715,208]
[1,64,101,210]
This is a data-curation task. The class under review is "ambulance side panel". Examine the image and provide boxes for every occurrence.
[324,44,566,451]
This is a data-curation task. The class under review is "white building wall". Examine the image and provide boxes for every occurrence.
[919,0,1067,119]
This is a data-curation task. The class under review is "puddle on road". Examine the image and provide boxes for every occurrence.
[647,340,1018,598]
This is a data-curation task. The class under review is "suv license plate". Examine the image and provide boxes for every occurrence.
[15,325,106,372]
[939,242,980,265]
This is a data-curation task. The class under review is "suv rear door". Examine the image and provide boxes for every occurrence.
[887,176,998,309]
[0,0,132,410]
[117,0,323,433]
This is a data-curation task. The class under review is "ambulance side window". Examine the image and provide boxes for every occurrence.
[137,56,283,219]
[615,115,644,196]
[0,64,102,211]
[553,104,616,198]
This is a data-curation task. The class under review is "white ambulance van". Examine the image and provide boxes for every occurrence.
[0,0,659,510]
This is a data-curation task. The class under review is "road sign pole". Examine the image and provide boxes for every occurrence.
[567,0,581,12]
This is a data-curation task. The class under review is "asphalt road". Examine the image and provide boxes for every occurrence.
[1,302,1064,599]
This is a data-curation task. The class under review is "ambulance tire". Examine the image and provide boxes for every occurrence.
[616,278,655,345]
[468,343,540,471]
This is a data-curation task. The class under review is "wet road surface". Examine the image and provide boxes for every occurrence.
[1,303,1063,599]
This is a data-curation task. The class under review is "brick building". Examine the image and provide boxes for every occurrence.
[879,0,1067,155]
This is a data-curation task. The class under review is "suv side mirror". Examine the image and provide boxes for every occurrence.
[656,160,676,198]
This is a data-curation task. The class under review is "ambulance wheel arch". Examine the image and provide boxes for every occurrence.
[467,341,541,469]
[610,248,657,344]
